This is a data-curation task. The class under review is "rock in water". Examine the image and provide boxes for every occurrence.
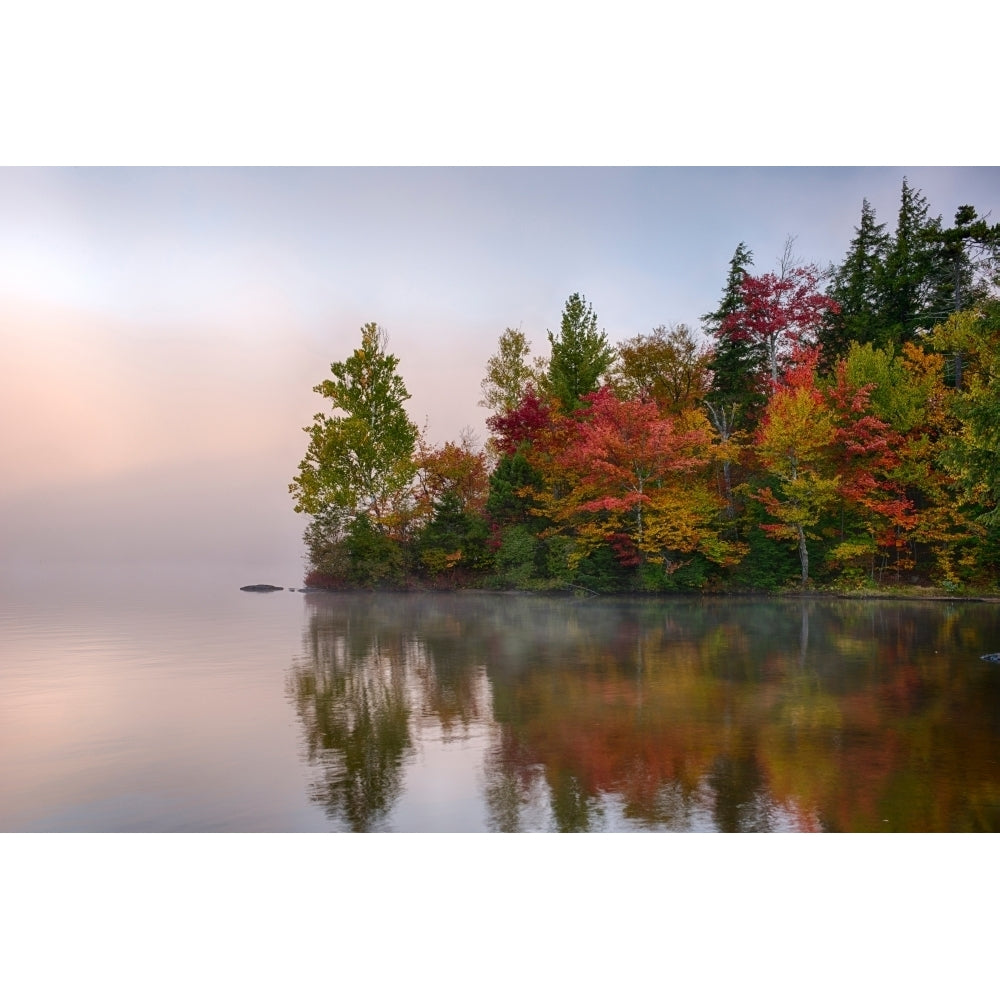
[240,584,284,592]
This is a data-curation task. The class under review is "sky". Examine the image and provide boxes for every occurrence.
[1,166,998,580]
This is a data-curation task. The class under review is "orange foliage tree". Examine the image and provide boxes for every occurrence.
[526,388,741,577]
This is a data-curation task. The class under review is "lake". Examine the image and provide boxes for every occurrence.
[2,572,999,832]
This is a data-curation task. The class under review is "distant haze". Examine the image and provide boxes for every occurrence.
[2,167,997,580]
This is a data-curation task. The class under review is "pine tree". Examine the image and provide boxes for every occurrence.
[703,242,768,433]
[880,178,942,347]
[702,242,764,525]
[822,198,890,360]
[927,205,1000,388]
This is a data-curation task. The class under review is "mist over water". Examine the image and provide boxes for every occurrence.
[0,460,310,587]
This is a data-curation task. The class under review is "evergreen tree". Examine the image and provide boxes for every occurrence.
[880,178,942,347]
[701,242,764,527]
[417,488,490,576]
[485,448,543,527]
[822,198,891,360]
[703,242,768,434]
[924,205,1000,388]
[540,293,616,412]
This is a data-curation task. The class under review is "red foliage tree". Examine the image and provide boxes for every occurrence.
[721,263,839,388]
[824,362,918,581]
[485,387,553,455]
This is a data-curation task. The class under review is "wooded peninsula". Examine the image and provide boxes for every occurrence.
[290,179,1000,596]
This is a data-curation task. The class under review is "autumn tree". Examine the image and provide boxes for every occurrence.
[854,339,981,586]
[612,324,712,414]
[291,323,418,583]
[413,430,490,522]
[753,351,840,586]
[539,293,616,412]
[721,241,839,389]
[824,358,917,584]
[527,388,739,585]
[485,386,553,457]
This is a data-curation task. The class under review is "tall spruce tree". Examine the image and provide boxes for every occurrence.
[702,242,765,525]
[880,178,942,347]
[540,293,616,412]
[821,198,890,360]
[703,242,768,434]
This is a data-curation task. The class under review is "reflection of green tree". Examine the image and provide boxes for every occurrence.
[549,771,602,832]
[708,754,773,833]
[289,603,414,831]
[411,603,491,738]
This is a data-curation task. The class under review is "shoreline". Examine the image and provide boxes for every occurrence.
[290,582,1000,603]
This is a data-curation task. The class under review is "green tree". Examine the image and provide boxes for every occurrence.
[417,488,491,577]
[703,242,768,434]
[925,206,1000,389]
[290,322,419,538]
[935,305,1000,527]
[702,242,764,527]
[540,293,616,412]
[880,178,941,347]
[822,198,891,359]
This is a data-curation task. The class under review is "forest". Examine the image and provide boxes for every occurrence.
[290,179,1000,595]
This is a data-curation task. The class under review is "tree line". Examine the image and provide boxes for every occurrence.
[290,178,1000,593]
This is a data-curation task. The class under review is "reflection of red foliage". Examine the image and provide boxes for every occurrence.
[487,619,992,831]
[500,667,718,815]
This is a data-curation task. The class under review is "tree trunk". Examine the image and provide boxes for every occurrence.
[797,523,809,587]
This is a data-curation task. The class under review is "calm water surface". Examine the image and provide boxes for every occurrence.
[3,573,999,831]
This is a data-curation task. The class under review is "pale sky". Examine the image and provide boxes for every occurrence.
[2,167,998,579]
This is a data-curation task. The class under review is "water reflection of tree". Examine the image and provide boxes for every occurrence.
[481,597,1000,832]
[288,593,1000,832]
[288,599,415,831]
[288,594,497,830]
[410,602,490,738]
